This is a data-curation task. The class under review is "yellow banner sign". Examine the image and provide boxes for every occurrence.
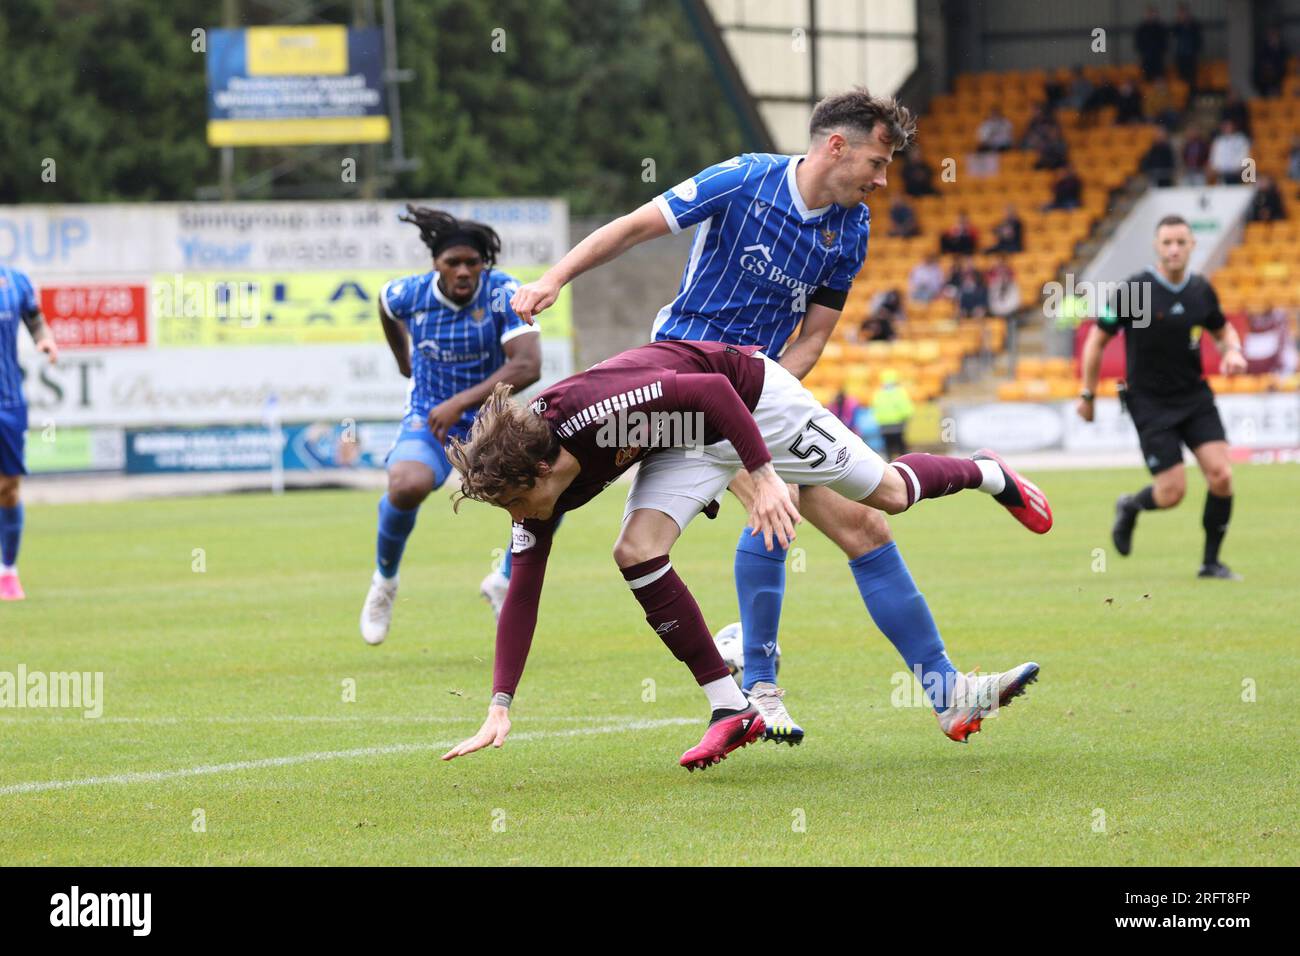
[247,26,348,76]
[152,268,570,346]
[207,116,390,147]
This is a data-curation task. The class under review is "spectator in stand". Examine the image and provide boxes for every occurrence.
[1114,80,1145,125]
[1288,136,1300,196]
[953,261,990,319]
[871,370,914,459]
[826,390,861,431]
[1021,103,1058,150]
[1208,119,1251,184]
[1064,64,1095,111]
[985,204,1024,253]
[987,256,1022,319]
[903,148,938,197]
[859,289,904,342]
[887,197,920,238]
[1220,90,1252,137]
[976,106,1015,152]
[1080,76,1117,126]
[939,212,978,255]
[1140,126,1177,187]
[908,253,945,303]
[1254,27,1289,98]
[1249,176,1286,222]
[1135,5,1169,82]
[1043,73,1068,112]
[1043,165,1083,210]
[1172,2,1202,94]
[1144,76,1182,130]
[1034,126,1069,170]
[942,257,964,296]
[1181,124,1210,184]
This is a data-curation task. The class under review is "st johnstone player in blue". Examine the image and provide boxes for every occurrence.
[359,207,541,645]
[510,89,1044,745]
[0,266,59,601]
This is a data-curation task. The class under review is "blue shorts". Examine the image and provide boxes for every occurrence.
[0,406,28,477]
[385,413,466,489]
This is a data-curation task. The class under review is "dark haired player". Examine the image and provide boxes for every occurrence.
[1077,214,1246,579]
[0,265,58,600]
[440,340,1045,770]
[509,89,1051,745]
[359,206,541,643]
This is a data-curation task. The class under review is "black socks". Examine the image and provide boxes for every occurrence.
[1132,485,1159,511]
[1202,493,1233,566]
[1127,485,1231,565]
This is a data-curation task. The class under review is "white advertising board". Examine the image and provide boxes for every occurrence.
[0,198,568,279]
[953,395,1300,454]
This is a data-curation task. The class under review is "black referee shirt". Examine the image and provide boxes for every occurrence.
[1099,266,1225,396]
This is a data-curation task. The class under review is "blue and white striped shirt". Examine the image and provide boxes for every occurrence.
[380,268,536,437]
[0,266,39,409]
[651,153,870,354]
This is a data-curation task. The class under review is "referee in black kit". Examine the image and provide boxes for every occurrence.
[1076,214,1247,580]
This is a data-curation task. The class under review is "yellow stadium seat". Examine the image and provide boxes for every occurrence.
[1017,357,1047,379]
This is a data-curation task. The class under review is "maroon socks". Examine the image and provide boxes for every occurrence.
[890,453,988,508]
[621,555,732,686]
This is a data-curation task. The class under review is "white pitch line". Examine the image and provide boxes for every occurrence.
[0,717,700,796]
[0,714,638,726]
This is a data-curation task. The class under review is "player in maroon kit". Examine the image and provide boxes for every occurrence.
[440,340,1049,770]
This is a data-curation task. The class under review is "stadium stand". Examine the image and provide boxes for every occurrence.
[1203,68,1300,396]
[807,62,1192,408]
[829,57,1299,411]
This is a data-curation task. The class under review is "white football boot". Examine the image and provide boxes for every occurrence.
[936,662,1039,742]
[360,570,398,645]
[746,682,805,746]
[479,569,510,622]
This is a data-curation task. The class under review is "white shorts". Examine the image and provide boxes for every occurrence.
[623,354,886,531]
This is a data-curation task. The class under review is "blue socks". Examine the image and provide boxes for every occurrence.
[733,529,957,710]
[376,497,418,578]
[734,527,787,690]
[849,542,957,711]
[0,504,22,568]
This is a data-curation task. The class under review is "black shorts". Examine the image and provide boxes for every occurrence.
[1125,384,1226,475]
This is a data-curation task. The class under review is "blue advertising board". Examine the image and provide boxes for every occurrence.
[206,26,390,146]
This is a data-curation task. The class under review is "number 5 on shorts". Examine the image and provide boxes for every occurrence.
[788,418,835,469]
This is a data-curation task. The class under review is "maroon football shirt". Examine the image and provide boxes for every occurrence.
[530,340,767,515]
[490,339,771,697]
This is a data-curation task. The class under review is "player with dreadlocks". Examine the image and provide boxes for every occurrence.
[359,205,542,645]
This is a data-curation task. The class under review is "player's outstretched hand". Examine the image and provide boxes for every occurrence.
[1221,349,1248,376]
[746,463,800,551]
[441,704,511,761]
[1075,397,1095,422]
[510,277,561,325]
[37,338,58,366]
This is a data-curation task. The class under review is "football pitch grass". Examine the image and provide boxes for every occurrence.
[2,463,1296,866]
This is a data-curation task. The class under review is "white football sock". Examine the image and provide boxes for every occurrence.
[1,564,14,574]
[703,675,748,713]
[975,459,1006,495]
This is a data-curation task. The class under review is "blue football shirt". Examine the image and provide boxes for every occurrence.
[651,153,870,354]
[0,267,39,410]
[380,268,537,436]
